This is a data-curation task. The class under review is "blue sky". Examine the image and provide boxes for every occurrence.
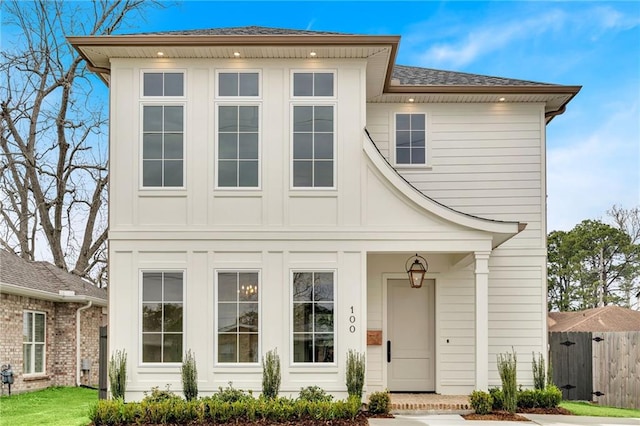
[136,1,638,231]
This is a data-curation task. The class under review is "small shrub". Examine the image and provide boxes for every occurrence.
[517,388,538,409]
[346,349,365,400]
[539,385,562,408]
[142,385,181,403]
[497,348,517,413]
[182,349,198,401]
[216,382,253,403]
[298,385,333,403]
[108,349,127,401]
[470,390,493,414]
[368,390,390,415]
[532,352,546,390]
[489,387,504,411]
[262,348,281,399]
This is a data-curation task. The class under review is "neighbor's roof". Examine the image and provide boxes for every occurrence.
[548,306,640,332]
[0,250,107,304]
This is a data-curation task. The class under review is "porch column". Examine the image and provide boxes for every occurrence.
[474,251,490,391]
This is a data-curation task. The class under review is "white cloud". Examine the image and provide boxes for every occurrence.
[547,98,640,231]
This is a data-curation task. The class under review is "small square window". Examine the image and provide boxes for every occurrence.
[293,72,334,97]
[219,72,259,97]
[143,72,184,97]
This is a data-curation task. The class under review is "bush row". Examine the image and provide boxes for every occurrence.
[90,395,362,425]
[470,385,562,414]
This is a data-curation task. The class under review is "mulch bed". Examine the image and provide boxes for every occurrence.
[462,406,572,421]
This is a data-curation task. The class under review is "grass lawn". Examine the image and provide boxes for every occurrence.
[560,401,640,418]
[0,386,97,426]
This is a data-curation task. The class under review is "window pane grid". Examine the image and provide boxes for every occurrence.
[142,272,183,363]
[143,106,184,187]
[293,72,334,97]
[143,72,184,97]
[293,106,334,188]
[218,106,259,187]
[292,272,334,363]
[217,272,259,363]
[396,113,426,165]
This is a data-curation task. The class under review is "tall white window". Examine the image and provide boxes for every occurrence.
[141,271,183,363]
[141,71,185,188]
[292,271,334,363]
[216,271,260,363]
[292,105,334,188]
[23,311,45,374]
[216,71,260,188]
[395,113,426,165]
[142,105,184,187]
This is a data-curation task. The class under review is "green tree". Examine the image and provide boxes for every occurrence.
[548,211,640,311]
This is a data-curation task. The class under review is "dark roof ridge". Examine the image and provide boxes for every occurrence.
[392,64,557,87]
[124,25,355,37]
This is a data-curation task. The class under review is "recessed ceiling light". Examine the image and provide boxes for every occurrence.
[498,97,506,102]
[156,51,164,57]
[233,51,241,57]
[309,51,317,57]
[408,98,415,103]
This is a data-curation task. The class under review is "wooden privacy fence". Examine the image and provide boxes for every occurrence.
[549,331,640,409]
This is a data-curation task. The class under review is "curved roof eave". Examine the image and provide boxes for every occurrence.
[363,129,525,247]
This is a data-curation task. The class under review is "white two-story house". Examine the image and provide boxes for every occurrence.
[69,26,580,401]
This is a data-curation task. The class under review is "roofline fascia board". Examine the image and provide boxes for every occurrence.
[0,282,107,306]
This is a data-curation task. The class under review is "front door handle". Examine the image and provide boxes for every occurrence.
[387,340,391,363]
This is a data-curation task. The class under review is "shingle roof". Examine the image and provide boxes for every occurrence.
[130,25,352,36]
[392,64,555,87]
[0,250,107,301]
[548,306,640,332]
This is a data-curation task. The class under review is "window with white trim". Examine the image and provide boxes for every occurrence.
[292,271,334,363]
[292,105,334,188]
[23,311,45,374]
[216,71,260,188]
[142,105,184,187]
[395,113,426,165]
[142,271,183,363]
[143,72,184,97]
[218,72,259,97]
[293,72,334,97]
[217,105,259,187]
[216,271,260,363]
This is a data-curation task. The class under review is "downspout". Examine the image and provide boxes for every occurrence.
[76,301,93,386]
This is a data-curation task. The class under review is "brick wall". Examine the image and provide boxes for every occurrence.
[0,293,105,394]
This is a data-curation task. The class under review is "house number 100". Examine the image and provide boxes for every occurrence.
[349,306,356,333]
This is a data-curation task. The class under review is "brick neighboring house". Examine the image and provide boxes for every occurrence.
[548,305,640,332]
[0,250,107,393]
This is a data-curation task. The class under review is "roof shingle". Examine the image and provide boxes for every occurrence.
[0,250,107,301]
[548,306,640,332]
[392,64,556,87]
[128,25,353,36]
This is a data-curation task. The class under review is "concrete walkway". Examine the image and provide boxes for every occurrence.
[369,414,640,426]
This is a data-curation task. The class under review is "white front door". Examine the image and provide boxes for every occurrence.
[387,278,435,391]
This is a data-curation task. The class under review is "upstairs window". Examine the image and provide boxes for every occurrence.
[292,105,334,188]
[142,105,184,187]
[293,72,334,97]
[23,311,46,374]
[218,72,259,97]
[395,113,426,165]
[143,72,184,97]
[217,105,260,188]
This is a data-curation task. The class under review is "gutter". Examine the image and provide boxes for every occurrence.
[76,301,93,386]
[0,282,107,306]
